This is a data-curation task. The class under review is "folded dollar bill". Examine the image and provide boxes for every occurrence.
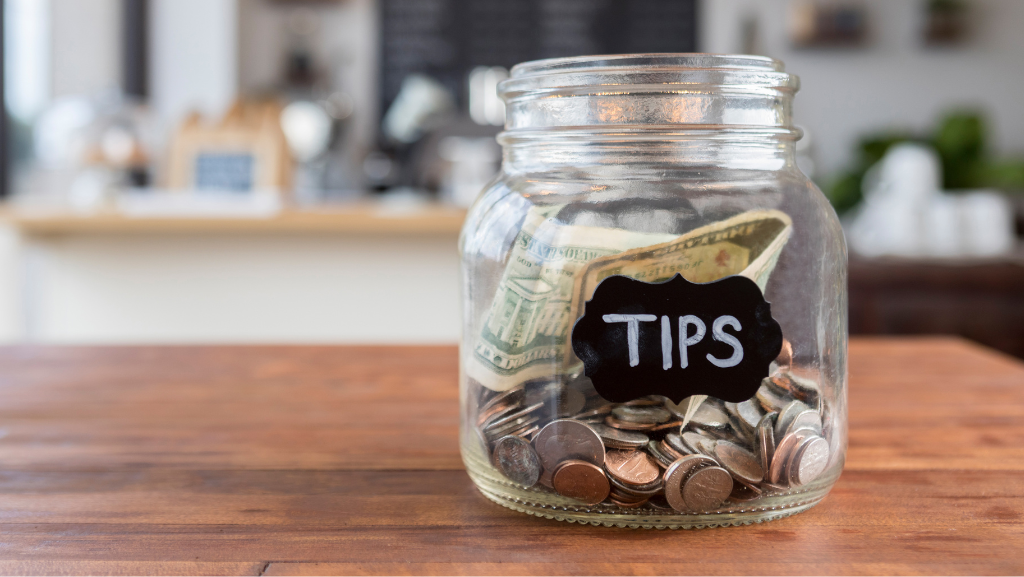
[468,207,793,392]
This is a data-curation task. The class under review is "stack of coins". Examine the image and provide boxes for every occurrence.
[479,363,832,513]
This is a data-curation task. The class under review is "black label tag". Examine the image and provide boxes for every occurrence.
[570,274,782,404]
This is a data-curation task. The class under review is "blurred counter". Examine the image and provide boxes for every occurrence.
[4,204,467,236]
[0,202,466,344]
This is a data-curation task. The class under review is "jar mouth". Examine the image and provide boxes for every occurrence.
[509,53,785,76]
[498,53,799,133]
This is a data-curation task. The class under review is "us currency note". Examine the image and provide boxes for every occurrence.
[467,206,675,391]
[468,208,793,392]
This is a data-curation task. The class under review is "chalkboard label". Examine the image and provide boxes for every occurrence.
[571,274,783,404]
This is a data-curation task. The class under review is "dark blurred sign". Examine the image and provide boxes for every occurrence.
[380,0,697,113]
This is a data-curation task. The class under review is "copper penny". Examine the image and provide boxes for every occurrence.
[604,449,660,486]
[551,459,610,505]
[775,339,793,369]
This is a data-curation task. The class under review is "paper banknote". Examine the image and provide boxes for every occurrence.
[468,207,793,392]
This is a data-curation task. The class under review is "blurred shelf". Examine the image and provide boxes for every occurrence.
[1,204,468,236]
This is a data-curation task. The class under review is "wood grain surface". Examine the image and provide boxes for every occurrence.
[0,337,1021,575]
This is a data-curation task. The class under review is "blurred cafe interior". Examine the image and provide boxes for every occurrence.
[1,0,1023,357]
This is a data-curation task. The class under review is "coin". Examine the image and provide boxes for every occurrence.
[648,420,684,432]
[551,459,610,504]
[477,386,525,426]
[483,402,544,432]
[663,432,690,457]
[696,437,718,457]
[775,339,793,369]
[485,414,541,442]
[534,419,605,471]
[647,440,677,468]
[728,483,761,503]
[648,494,674,510]
[736,399,764,434]
[526,382,586,418]
[605,449,661,486]
[683,466,733,512]
[756,382,789,412]
[763,375,792,397]
[663,454,717,512]
[788,435,830,486]
[612,405,671,424]
[570,404,614,420]
[768,430,804,485]
[782,409,823,438]
[491,435,542,487]
[782,372,821,405]
[757,412,777,475]
[714,440,764,485]
[589,423,649,449]
[689,403,731,430]
[681,431,709,454]
[603,415,657,431]
[538,467,554,488]
[659,439,685,460]
[608,474,663,497]
[775,400,813,437]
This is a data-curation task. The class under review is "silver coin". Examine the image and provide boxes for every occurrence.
[570,404,614,420]
[660,440,685,461]
[696,437,719,458]
[533,419,605,471]
[756,382,789,412]
[663,454,717,512]
[646,440,676,469]
[484,401,545,432]
[788,435,830,486]
[681,431,709,454]
[477,386,526,426]
[689,403,731,430]
[683,466,733,512]
[783,409,823,438]
[714,440,764,485]
[491,435,542,487]
[589,423,649,449]
[611,405,671,424]
[537,467,554,488]
[525,382,586,418]
[663,432,691,457]
[775,400,811,439]
[756,412,777,475]
[768,430,805,485]
[485,414,541,441]
[736,399,764,434]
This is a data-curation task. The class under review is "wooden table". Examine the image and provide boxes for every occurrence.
[0,338,1022,575]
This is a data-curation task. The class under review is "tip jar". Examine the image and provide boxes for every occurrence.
[458,54,847,528]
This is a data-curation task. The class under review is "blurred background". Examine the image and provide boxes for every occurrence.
[1,0,1022,356]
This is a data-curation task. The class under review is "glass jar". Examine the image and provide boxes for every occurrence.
[459,54,847,529]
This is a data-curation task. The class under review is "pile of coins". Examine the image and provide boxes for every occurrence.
[477,361,832,513]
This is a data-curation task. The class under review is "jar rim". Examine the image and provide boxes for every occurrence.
[499,53,799,106]
[509,53,785,77]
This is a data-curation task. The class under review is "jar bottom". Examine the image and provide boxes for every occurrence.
[462,440,839,530]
